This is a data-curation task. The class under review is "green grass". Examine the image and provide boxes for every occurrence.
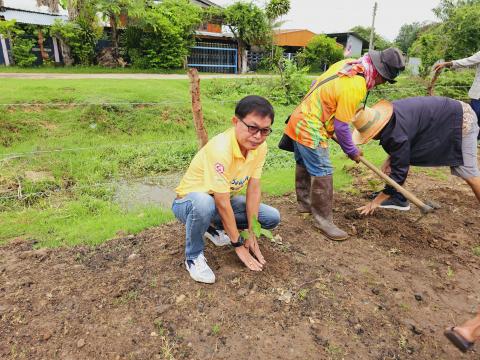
[1,74,463,248]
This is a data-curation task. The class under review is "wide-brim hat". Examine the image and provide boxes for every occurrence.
[351,100,393,145]
[369,48,405,83]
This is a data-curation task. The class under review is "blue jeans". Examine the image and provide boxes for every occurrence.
[470,99,480,139]
[171,193,281,260]
[293,141,333,176]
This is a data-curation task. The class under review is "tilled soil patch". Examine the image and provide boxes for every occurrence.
[1,172,479,359]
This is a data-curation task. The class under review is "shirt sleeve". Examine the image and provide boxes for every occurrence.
[203,144,232,194]
[252,144,267,179]
[333,118,359,156]
[452,51,480,69]
[335,77,367,123]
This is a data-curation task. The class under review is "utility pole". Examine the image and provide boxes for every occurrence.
[369,2,377,51]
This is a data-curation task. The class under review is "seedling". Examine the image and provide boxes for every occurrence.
[473,246,480,257]
[240,215,273,240]
[447,266,454,278]
[211,324,221,336]
[297,288,309,301]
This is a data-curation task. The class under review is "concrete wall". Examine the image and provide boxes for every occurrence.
[346,35,363,57]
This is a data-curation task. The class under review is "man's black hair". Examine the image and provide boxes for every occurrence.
[235,95,274,124]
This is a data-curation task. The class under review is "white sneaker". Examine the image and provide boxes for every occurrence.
[204,227,231,247]
[185,254,215,284]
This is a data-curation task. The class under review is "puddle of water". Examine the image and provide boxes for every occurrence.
[114,174,179,211]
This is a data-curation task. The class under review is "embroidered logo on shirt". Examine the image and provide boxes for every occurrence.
[214,163,225,174]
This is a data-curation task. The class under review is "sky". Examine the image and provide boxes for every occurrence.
[212,0,441,41]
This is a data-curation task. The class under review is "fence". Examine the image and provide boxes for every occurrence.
[187,42,238,74]
[246,51,297,71]
[0,81,473,204]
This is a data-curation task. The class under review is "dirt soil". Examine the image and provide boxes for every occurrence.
[1,170,480,360]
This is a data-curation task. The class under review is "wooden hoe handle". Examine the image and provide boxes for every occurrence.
[358,156,434,214]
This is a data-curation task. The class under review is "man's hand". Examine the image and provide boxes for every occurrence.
[381,157,391,176]
[245,233,266,266]
[433,61,453,72]
[356,192,390,215]
[349,148,363,163]
[235,246,263,271]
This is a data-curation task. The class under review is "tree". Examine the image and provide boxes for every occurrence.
[265,0,290,22]
[206,1,270,72]
[265,0,290,69]
[432,0,480,20]
[296,34,343,71]
[125,0,202,69]
[410,23,447,76]
[394,22,424,54]
[0,20,37,67]
[350,25,391,51]
[443,2,480,59]
[95,0,145,59]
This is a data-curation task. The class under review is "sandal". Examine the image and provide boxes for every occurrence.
[444,327,474,353]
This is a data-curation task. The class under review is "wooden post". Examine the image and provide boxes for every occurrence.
[369,2,377,51]
[188,68,209,149]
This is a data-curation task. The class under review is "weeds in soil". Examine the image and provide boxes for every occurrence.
[473,246,480,257]
[398,334,408,351]
[211,324,221,336]
[160,336,176,360]
[154,319,166,336]
[114,290,138,305]
[447,266,455,278]
[297,288,309,301]
[325,343,344,360]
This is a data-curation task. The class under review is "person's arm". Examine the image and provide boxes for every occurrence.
[434,51,480,71]
[245,178,265,265]
[214,192,263,271]
[334,118,363,162]
[357,191,390,215]
[357,142,409,216]
[451,51,480,69]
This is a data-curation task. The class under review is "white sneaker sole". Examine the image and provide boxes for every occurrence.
[203,232,230,247]
[185,262,215,284]
[379,204,411,211]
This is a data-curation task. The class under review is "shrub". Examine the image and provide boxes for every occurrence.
[12,37,37,67]
[296,34,344,72]
[125,0,202,69]
[50,19,101,66]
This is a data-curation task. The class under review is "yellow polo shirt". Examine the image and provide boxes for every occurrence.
[175,127,267,197]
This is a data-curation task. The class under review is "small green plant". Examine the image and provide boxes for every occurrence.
[154,319,165,336]
[240,215,273,240]
[325,343,344,359]
[398,334,408,351]
[211,324,221,336]
[297,288,309,301]
[447,266,454,278]
[473,246,480,257]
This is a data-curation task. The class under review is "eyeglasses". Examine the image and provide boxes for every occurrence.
[238,117,273,137]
